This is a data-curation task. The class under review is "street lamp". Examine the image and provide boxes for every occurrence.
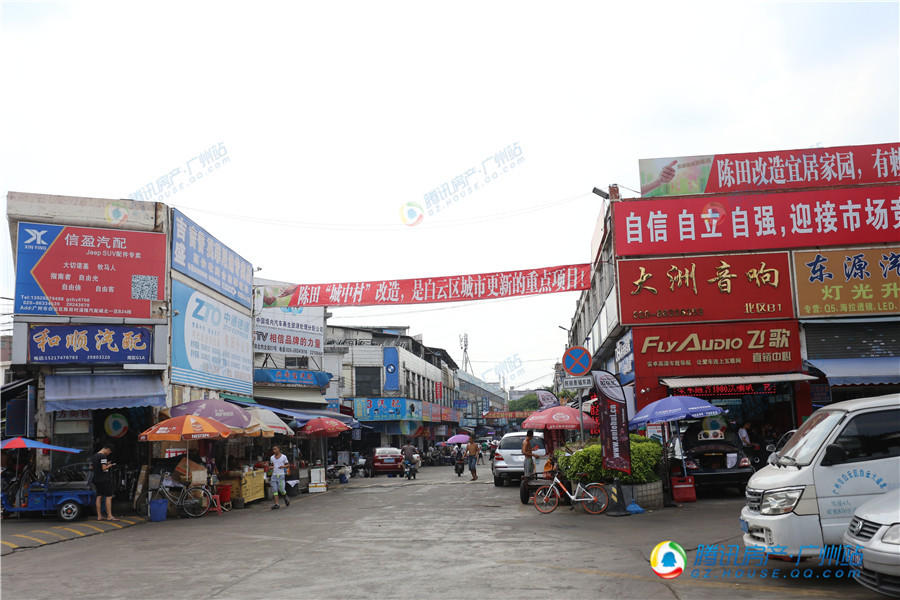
[591,187,609,199]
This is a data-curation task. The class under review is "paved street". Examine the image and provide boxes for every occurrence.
[1,466,877,600]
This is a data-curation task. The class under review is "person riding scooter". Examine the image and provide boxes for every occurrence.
[453,445,465,477]
[400,440,418,480]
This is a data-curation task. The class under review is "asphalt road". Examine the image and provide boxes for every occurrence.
[0,466,879,600]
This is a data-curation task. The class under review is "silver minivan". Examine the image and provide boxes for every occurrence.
[491,431,546,487]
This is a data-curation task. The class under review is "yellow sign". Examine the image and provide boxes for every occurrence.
[793,246,900,317]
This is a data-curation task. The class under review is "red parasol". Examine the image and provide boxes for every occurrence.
[521,405,599,430]
[298,417,350,438]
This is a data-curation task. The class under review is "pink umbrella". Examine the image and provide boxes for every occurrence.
[171,398,252,433]
[521,405,599,430]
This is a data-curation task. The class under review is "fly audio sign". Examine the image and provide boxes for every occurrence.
[632,320,801,377]
[618,252,794,325]
[613,184,900,258]
[793,246,900,318]
[14,222,166,317]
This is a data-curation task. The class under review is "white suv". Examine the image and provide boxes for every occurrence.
[491,431,547,487]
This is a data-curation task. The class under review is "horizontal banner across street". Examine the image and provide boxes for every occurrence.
[614,184,900,257]
[618,252,794,325]
[260,264,590,307]
[639,142,899,197]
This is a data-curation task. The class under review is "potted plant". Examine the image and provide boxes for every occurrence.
[557,434,664,510]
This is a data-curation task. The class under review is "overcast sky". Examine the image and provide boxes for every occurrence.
[2,1,898,389]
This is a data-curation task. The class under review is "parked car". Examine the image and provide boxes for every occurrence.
[371,447,404,475]
[491,431,546,487]
[670,419,754,494]
[843,487,900,597]
[741,393,900,559]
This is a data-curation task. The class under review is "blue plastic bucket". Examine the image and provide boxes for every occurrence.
[149,499,168,522]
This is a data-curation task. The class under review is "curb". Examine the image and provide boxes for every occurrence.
[1,516,146,556]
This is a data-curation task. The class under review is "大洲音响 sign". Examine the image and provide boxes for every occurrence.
[618,252,794,325]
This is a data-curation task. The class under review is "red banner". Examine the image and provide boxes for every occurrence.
[614,184,900,257]
[483,411,534,419]
[632,320,801,376]
[639,142,900,197]
[261,264,590,307]
[618,252,794,325]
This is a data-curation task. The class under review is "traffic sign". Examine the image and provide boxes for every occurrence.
[562,376,592,389]
[562,346,592,377]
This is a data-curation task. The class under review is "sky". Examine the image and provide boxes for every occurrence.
[1,1,898,389]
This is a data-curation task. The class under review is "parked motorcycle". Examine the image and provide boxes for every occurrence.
[403,459,417,480]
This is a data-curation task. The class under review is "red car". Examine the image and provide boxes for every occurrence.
[372,447,404,475]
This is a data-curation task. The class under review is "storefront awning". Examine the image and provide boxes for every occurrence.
[45,374,167,412]
[254,386,328,405]
[805,358,900,386]
[1,378,34,401]
[220,392,256,404]
[226,398,359,428]
[660,373,817,388]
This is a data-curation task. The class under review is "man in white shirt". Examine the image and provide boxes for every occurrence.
[738,423,752,448]
[269,446,290,509]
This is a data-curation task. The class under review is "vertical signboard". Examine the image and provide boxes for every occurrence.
[171,209,253,308]
[171,279,253,395]
[590,371,631,474]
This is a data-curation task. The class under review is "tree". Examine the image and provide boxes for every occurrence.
[509,393,538,412]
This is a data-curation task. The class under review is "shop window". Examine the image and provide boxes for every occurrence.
[833,410,900,463]
[285,356,309,369]
[355,367,381,397]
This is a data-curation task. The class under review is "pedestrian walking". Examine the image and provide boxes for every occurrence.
[269,445,290,509]
[466,438,479,480]
[477,443,485,465]
[522,430,538,479]
[91,442,118,521]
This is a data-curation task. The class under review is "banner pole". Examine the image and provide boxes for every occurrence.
[579,391,584,443]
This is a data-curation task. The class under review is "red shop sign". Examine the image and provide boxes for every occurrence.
[618,252,794,325]
[632,320,801,377]
[613,183,900,257]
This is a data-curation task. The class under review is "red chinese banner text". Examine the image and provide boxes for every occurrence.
[639,142,900,197]
[614,184,900,257]
[618,252,794,325]
[261,264,590,307]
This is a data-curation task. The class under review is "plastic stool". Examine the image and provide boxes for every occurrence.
[209,494,222,515]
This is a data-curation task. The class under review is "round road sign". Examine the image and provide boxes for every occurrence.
[562,346,592,377]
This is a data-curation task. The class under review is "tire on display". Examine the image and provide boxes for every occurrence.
[519,479,530,505]
[58,500,82,522]
[533,485,559,514]
[582,484,610,515]
[182,487,212,518]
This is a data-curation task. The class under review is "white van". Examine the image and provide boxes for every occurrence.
[740,393,900,557]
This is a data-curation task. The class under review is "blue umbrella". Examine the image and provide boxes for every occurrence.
[628,396,723,429]
[1,436,83,453]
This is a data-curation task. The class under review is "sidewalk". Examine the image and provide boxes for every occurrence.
[1,514,146,556]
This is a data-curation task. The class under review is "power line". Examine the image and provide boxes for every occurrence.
[470,358,556,364]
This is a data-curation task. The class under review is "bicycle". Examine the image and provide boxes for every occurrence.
[137,472,213,518]
[532,471,609,515]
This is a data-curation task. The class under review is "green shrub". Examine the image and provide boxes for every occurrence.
[556,434,662,484]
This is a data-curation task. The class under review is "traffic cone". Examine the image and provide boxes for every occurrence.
[605,479,631,517]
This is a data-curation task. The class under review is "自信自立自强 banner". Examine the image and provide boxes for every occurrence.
[638,142,900,197]
[259,264,590,307]
[614,184,900,258]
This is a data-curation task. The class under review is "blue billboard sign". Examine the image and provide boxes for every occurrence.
[383,347,399,391]
[28,324,152,364]
[171,279,253,395]
[171,209,253,307]
[352,398,421,421]
[254,368,331,387]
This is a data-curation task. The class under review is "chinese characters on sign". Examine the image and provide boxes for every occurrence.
[673,383,778,398]
[639,142,900,197]
[632,320,801,376]
[260,264,590,307]
[618,253,794,325]
[171,209,253,308]
[614,184,900,257]
[793,246,900,317]
[253,289,325,357]
[15,222,166,318]
[28,325,152,364]
[170,280,253,395]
